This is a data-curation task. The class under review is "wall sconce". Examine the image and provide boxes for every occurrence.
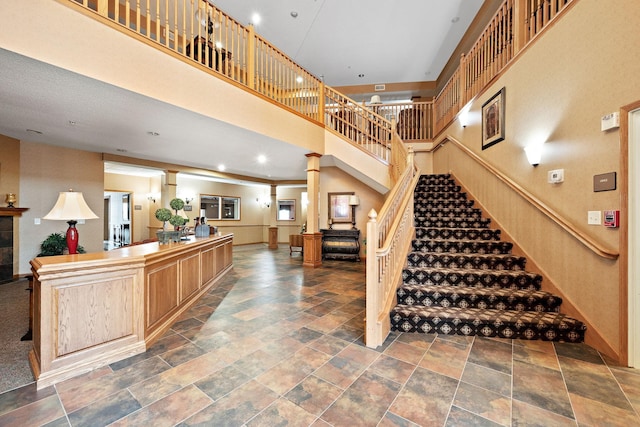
[184,197,193,205]
[147,194,156,203]
[458,102,471,128]
[524,144,543,166]
[256,197,270,208]
[349,195,360,230]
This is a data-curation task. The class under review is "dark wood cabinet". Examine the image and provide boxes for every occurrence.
[321,229,360,261]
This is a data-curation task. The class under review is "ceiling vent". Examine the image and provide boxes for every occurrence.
[374,84,386,92]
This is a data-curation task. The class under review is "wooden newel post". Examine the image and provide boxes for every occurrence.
[365,208,379,348]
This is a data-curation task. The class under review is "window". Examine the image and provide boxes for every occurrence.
[277,199,295,221]
[200,195,240,220]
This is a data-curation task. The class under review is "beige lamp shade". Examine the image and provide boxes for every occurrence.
[43,191,99,221]
[348,195,360,206]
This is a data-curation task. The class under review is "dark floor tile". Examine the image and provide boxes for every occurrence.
[368,354,416,385]
[0,383,56,417]
[468,337,513,374]
[554,342,603,364]
[67,389,141,427]
[159,342,207,367]
[285,375,343,416]
[511,399,577,427]
[289,326,324,344]
[0,394,65,427]
[445,405,505,427]
[558,355,634,411]
[390,367,459,426]
[321,371,401,427]
[110,384,212,426]
[379,411,421,427]
[194,365,251,401]
[178,380,278,427]
[453,381,511,426]
[247,397,318,427]
[461,362,511,397]
[512,359,574,419]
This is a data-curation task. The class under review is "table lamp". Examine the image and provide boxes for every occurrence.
[349,195,360,229]
[43,190,98,254]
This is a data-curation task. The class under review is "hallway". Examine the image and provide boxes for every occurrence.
[0,244,639,426]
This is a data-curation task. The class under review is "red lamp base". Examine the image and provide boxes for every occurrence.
[66,220,79,254]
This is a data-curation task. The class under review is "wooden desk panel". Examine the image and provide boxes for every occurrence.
[30,234,233,389]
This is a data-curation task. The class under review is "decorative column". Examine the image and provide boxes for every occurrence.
[303,153,323,267]
[268,184,278,249]
[163,170,179,208]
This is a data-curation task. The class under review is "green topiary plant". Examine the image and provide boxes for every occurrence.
[169,198,185,212]
[38,232,85,256]
[169,214,187,228]
[155,207,172,229]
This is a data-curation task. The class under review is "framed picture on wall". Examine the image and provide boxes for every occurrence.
[482,87,505,150]
[328,192,354,224]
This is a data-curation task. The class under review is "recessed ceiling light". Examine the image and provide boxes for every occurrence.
[358,74,365,78]
[68,121,77,126]
[218,164,226,171]
[290,11,298,18]
[451,17,460,23]
[251,12,261,25]
[147,131,160,136]
[257,154,267,164]
[26,129,42,134]
[116,148,128,153]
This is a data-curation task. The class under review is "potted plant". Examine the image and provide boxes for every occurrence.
[155,207,174,244]
[38,232,85,256]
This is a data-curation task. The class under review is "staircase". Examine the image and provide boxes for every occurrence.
[390,174,586,342]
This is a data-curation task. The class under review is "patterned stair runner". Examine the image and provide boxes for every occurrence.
[390,174,586,342]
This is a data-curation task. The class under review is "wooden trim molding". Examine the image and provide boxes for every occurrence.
[618,99,640,366]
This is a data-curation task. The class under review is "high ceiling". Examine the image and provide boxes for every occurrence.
[0,0,489,183]
[213,0,484,102]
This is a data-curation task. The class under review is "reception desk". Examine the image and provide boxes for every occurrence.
[29,234,233,389]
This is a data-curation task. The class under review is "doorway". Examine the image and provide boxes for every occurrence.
[104,191,132,250]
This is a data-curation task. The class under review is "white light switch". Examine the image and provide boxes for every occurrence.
[588,211,601,225]
[34,218,41,225]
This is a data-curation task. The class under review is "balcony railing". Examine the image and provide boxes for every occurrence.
[71,0,574,157]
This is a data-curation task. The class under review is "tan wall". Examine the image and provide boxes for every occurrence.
[104,173,155,243]
[176,175,307,245]
[1,0,326,156]
[433,0,640,360]
[1,135,22,275]
[18,142,104,274]
[320,166,386,258]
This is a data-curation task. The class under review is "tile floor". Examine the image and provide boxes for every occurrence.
[1,244,639,426]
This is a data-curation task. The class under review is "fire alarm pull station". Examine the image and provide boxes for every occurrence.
[603,210,620,228]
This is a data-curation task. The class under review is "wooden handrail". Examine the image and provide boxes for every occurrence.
[433,135,619,260]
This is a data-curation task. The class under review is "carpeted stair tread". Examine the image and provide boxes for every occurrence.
[415,199,476,209]
[402,266,542,290]
[394,174,585,343]
[397,284,562,312]
[415,217,492,229]
[415,227,502,241]
[412,238,513,255]
[407,252,526,270]
[414,207,483,218]
[390,305,586,342]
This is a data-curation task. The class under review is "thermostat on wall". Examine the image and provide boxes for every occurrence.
[601,112,620,131]
[548,169,564,184]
